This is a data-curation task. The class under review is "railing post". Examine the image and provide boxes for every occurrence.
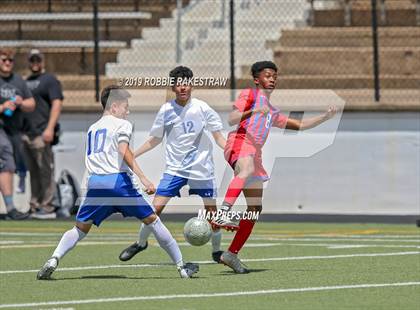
[371,0,381,102]
[307,0,315,26]
[93,0,100,102]
[229,0,236,101]
[344,0,351,26]
[176,0,183,63]
[416,0,420,26]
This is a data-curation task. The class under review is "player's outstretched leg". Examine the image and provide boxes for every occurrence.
[212,157,255,230]
[221,183,262,274]
[37,223,89,280]
[211,229,223,263]
[202,198,224,263]
[142,213,199,278]
[220,218,255,274]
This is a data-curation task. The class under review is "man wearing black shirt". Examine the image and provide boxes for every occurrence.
[0,48,35,220]
[24,49,63,219]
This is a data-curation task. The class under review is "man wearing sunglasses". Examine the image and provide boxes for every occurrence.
[0,48,35,220]
[23,49,64,219]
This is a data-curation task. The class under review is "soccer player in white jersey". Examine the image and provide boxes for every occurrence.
[37,85,198,280]
[119,66,226,263]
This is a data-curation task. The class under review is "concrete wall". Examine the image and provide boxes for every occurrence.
[49,111,420,216]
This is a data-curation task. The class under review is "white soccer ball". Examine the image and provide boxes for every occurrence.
[183,217,212,246]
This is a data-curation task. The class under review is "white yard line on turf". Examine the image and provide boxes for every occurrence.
[1,232,419,242]
[0,232,138,237]
[229,243,420,249]
[309,235,420,239]
[251,237,420,243]
[0,241,24,245]
[1,241,420,250]
[0,241,134,249]
[0,282,419,308]
[0,251,419,275]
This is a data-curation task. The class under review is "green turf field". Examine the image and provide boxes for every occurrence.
[0,221,419,309]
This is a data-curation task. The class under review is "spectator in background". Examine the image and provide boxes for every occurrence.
[24,49,63,219]
[0,48,35,220]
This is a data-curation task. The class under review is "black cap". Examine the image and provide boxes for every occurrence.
[28,49,44,62]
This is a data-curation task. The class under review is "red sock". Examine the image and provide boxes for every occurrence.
[224,176,246,206]
[228,219,255,254]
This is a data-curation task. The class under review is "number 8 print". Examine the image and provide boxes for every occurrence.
[265,114,272,129]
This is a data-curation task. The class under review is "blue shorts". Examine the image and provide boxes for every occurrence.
[76,173,154,226]
[156,173,217,198]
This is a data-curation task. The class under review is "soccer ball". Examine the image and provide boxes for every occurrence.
[183,217,212,246]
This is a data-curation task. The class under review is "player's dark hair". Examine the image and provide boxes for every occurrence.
[169,66,193,81]
[100,85,131,110]
[251,61,278,78]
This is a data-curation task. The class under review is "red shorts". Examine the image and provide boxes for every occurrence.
[224,133,269,183]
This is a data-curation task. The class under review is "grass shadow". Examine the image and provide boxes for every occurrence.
[50,274,207,281]
[218,268,270,276]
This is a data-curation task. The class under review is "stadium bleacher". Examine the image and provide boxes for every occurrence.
[1,0,418,109]
[309,0,419,26]
[272,0,420,107]
[106,0,309,78]
[0,0,182,13]
[0,0,186,105]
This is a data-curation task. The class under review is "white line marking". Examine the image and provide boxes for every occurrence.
[0,232,138,237]
[2,240,419,250]
[231,243,420,249]
[323,235,420,239]
[0,251,418,275]
[0,241,23,245]
[238,251,420,263]
[0,241,133,249]
[0,282,419,308]
[255,237,420,243]
[1,232,419,242]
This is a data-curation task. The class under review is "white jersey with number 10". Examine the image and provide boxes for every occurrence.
[85,115,133,175]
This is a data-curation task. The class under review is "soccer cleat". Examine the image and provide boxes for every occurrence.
[37,257,59,280]
[220,251,249,274]
[211,205,240,231]
[6,209,29,220]
[212,250,224,263]
[211,215,239,231]
[178,262,199,278]
[119,241,148,261]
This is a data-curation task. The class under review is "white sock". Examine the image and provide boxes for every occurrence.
[138,223,152,247]
[147,217,183,268]
[52,226,86,260]
[211,229,222,252]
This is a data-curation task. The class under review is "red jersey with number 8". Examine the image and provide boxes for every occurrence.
[230,88,287,146]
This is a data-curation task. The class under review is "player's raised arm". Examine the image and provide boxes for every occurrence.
[285,106,337,131]
[228,89,270,126]
[133,136,162,157]
[119,141,156,194]
[228,108,252,126]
